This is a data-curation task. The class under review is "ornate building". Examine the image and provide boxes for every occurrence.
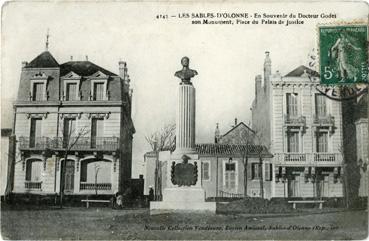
[251,52,344,198]
[11,47,135,196]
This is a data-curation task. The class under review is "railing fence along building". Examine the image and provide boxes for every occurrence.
[19,136,119,151]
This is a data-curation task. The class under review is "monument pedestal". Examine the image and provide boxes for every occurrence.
[150,155,216,214]
[150,187,216,214]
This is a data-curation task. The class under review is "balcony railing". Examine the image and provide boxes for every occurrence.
[25,181,42,190]
[284,114,306,126]
[314,153,339,162]
[284,153,306,162]
[80,183,112,190]
[275,153,342,165]
[19,137,51,149]
[19,136,119,151]
[313,114,335,126]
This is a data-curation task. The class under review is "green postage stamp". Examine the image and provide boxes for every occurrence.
[319,25,368,85]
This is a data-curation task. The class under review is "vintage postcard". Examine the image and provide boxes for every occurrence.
[1,0,368,240]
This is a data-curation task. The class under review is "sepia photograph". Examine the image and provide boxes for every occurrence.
[0,1,368,240]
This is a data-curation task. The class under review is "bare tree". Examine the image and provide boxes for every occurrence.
[254,131,265,199]
[238,129,255,198]
[145,123,175,200]
[94,163,101,196]
[59,122,89,208]
[145,123,176,151]
[338,145,349,208]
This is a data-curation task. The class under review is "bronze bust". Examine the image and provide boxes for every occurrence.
[174,57,198,85]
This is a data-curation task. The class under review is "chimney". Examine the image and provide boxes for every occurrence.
[85,55,88,61]
[70,56,73,61]
[119,60,127,79]
[214,123,220,144]
[255,75,262,96]
[264,51,271,88]
[119,61,130,93]
[21,61,28,68]
[234,118,238,126]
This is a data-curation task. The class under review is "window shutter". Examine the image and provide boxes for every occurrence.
[80,162,87,182]
[265,164,270,181]
[26,161,32,181]
[247,163,252,180]
[269,164,273,181]
[249,163,255,179]
[265,164,273,181]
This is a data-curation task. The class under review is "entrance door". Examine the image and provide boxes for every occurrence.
[288,176,300,197]
[317,175,329,198]
[64,160,75,193]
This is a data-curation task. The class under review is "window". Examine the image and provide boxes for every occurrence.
[316,131,328,152]
[32,83,44,101]
[93,82,105,100]
[80,160,111,183]
[202,162,210,181]
[287,131,299,152]
[63,118,76,148]
[252,163,261,179]
[91,118,104,148]
[66,83,77,101]
[29,118,42,148]
[26,159,42,181]
[315,94,327,117]
[286,93,298,116]
[225,163,236,189]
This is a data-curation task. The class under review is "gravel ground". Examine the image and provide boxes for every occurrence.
[1,207,367,240]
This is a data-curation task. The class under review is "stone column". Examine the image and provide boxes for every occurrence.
[174,84,196,155]
[172,56,198,158]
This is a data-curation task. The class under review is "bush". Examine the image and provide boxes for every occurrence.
[216,197,352,214]
[217,197,295,214]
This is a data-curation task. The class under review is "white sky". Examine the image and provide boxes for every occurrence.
[1,1,367,177]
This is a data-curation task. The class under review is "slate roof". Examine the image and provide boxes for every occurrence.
[285,65,320,77]
[25,51,59,68]
[60,61,117,77]
[145,143,272,158]
[196,143,271,157]
[25,51,117,77]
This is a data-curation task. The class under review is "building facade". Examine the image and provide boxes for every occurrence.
[144,121,273,199]
[12,50,135,196]
[252,52,344,198]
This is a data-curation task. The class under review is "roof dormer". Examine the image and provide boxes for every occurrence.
[89,71,109,101]
[29,72,50,101]
[89,70,109,79]
[61,71,82,101]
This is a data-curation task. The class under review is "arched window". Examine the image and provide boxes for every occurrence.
[80,159,111,183]
[25,159,42,181]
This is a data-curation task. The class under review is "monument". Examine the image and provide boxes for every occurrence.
[150,57,216,214]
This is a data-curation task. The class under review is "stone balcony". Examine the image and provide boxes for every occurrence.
[274,153,343,165]
[313,114,335,132]
[284,114,306,131]
[18,136,119,152]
